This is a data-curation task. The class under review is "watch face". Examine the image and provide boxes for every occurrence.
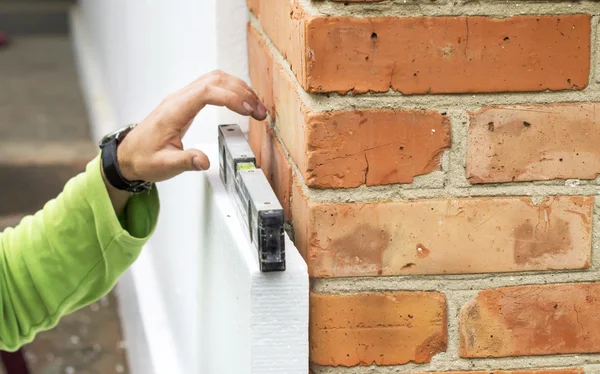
[99,124,136,147]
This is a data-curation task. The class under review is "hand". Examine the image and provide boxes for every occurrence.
[116,70,267,183]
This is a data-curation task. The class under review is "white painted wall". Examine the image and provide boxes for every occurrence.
[72,0,258,373]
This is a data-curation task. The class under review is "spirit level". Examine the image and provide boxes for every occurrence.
[218,124,286,272]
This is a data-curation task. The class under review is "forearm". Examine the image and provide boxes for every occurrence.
[0,155,159,351]
[101,163,131,217]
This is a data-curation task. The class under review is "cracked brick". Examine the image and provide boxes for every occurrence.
[248,25,450,188]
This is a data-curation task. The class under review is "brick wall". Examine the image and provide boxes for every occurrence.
[246,0,600,372]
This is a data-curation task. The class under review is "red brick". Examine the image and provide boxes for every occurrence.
[255,0,307,88]
[247,25,274,115]
[248,25,450,188]
[419,371,582,374]
[248,24,306,167]
[468,102,600,183]
[460,283,600,357]
[253,0,590,94]
[248,118,293,220]
[291,185,591,277]
[246,0,260,16]
[291,180,311,261]
[260,126,293,220]
[306,110,450,187]
[248,118,264,167]
[310,291,447,366]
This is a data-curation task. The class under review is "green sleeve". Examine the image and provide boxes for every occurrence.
[0,154,160,351]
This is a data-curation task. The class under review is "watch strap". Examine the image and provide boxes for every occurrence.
[100,125,152,193]
[101,136,132,191]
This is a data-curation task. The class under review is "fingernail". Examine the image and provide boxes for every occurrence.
[242,101,255,114]
[192,156,204,171]
[257,102,267,117]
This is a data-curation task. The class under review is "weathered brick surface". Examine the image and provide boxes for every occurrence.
[292,186,591,277]
[248,24,307,170]
[246,0,260,16]
[460,283,600,357]
[306,110,450,187]
[255,0,307,88]
[418,371,583,374]
[247,0,599,370]
[468,102,600,183]
[248,26,450,188]
[248,118,264,167]
[248,118,293,219]
[251,1,590,94]
[310,291,447,366]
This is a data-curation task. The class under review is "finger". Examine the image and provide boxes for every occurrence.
[185,69,248,92]
[218,73,260,101]
[190,149,211,171]
[185,71,267,120]
[180,118,194,137]
[163,148,211,174]
[219,81,267,120]
[190,85,257,118]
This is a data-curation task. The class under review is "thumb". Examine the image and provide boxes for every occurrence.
[165,148,211,173]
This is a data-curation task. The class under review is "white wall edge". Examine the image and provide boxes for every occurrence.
[69,7,184,374]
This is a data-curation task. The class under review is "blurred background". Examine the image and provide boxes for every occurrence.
[0,0,249,373]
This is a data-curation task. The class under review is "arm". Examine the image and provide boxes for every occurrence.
[0,70,266,351]
[0,155,159,351]
[102,162,131,216]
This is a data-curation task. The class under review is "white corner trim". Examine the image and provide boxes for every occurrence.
[69,7,183,374]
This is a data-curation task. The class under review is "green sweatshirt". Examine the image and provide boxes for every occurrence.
[0,155,160,351]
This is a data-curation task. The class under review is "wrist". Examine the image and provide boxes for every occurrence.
[101,160,131,197]
[116,143,138,182]
[99,124,152,193]
[101,159,132,215]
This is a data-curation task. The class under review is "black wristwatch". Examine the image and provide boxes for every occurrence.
[99,124,152,193]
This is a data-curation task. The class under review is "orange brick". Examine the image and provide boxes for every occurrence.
[261,126,292,220]
[248,118,264,167]
[248,118,293,220]
[248,25,274,115]
[418,371,583,374]
[468,102,600,183]
[253,0,590,94]
[292,185,591,277]
[248,24,305,167]
[248,25,450,188]
[460,283,600,357]
[255,0,307,88]
[246,0,260,16]
[306,110,450,187]
[310,291,447,366]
